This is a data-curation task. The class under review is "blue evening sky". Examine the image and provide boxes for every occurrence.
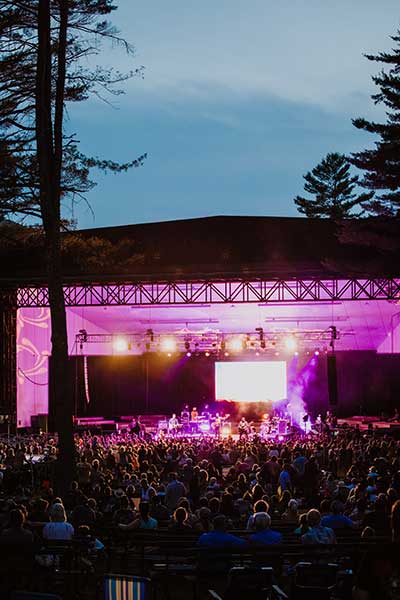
[68,1,400,229]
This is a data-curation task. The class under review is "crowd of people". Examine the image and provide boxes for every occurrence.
[0,424,400,595]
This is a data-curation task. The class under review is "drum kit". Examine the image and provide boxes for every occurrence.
[158,412,231,437]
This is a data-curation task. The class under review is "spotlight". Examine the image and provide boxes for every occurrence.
[186,351,192,357]
[294,351,299,356]
[284,336,297,352]
[255,351,260,357]
[160,336,176,353]
[224,351,229,357]
[167,352,172,357]
[114,337,128,353]
[205,351,210,357]
[314,350,320,356]
[229,336,244,353]
[275,351,280,357]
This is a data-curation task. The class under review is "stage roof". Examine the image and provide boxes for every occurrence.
[1,215,400,284]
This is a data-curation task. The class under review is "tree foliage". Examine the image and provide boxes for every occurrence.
[351,30,400,215]
[0,0,145,492]
[0,0,146,223]
[294,152,373,219]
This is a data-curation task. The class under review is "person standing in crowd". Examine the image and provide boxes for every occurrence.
[165,472,186,513]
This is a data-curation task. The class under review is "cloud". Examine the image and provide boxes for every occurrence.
[104,0,400,112]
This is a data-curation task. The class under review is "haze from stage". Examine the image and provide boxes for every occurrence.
[215,361,287,403]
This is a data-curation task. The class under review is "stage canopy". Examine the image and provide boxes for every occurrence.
[1,215,399,427]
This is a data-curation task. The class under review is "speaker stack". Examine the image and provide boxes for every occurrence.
[327,354,338,405]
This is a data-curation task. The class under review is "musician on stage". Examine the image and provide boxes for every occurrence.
[130,416,142,438]
[213,412,223,438]
[238,416,249,439]
[168,413,179,436]
[201,404,211,420]
[191,406,199,421]
[302,412,310,434]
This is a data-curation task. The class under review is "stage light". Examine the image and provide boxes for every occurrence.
[160,336,176,353]
[314,350,320,356]
[255,351,260,357]
[294,351,299,356]
[224,351,229,357]
[167,352,172,357]
[275,351,280,357]
[284,336,297,352]
[205,351,210,357]
[114,337,128,353]
[229,336,244,353]
[186,351,192,357]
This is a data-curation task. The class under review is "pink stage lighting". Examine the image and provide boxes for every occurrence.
[228,336,244,353]
[284,336,297,352]
[113,337,128,353]
[160,336,176,353]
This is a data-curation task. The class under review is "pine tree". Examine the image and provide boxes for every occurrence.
[294,152,373,218]
[0,0,145,493]
[351,30,400,215]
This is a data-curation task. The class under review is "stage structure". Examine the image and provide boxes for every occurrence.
[0,215,400,429]
[16,277,400,307]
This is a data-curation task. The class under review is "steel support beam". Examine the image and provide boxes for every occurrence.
[0,291,17,428]
[16,278,400,308]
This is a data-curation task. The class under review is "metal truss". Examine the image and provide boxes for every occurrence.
[17,277,400,308]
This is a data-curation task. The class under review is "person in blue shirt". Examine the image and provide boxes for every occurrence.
[198,515,246,549]
[249,513,283,546]
[321,500,356,530]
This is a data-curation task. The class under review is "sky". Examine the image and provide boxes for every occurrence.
[67,0,400,229]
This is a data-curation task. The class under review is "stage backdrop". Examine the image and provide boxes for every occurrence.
[48,351,400,424]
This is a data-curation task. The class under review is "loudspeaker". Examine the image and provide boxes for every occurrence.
[327,354,338,405]
[31,413,48,433]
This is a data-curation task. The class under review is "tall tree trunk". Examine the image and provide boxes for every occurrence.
[36,0,74,494]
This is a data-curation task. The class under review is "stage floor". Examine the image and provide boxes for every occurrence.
[338,416,400,430]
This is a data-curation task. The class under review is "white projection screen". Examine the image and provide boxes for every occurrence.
[215,361,287,403]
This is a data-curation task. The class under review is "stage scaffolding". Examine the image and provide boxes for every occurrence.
[1,276,399,429]
[16,277,400,307]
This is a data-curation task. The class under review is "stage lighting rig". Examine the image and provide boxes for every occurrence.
[329,325,338,351]
[255,327,266,349]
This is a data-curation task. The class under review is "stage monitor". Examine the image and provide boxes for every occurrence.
[215,361,287,403]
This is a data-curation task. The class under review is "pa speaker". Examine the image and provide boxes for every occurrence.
[327,354,338,405]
